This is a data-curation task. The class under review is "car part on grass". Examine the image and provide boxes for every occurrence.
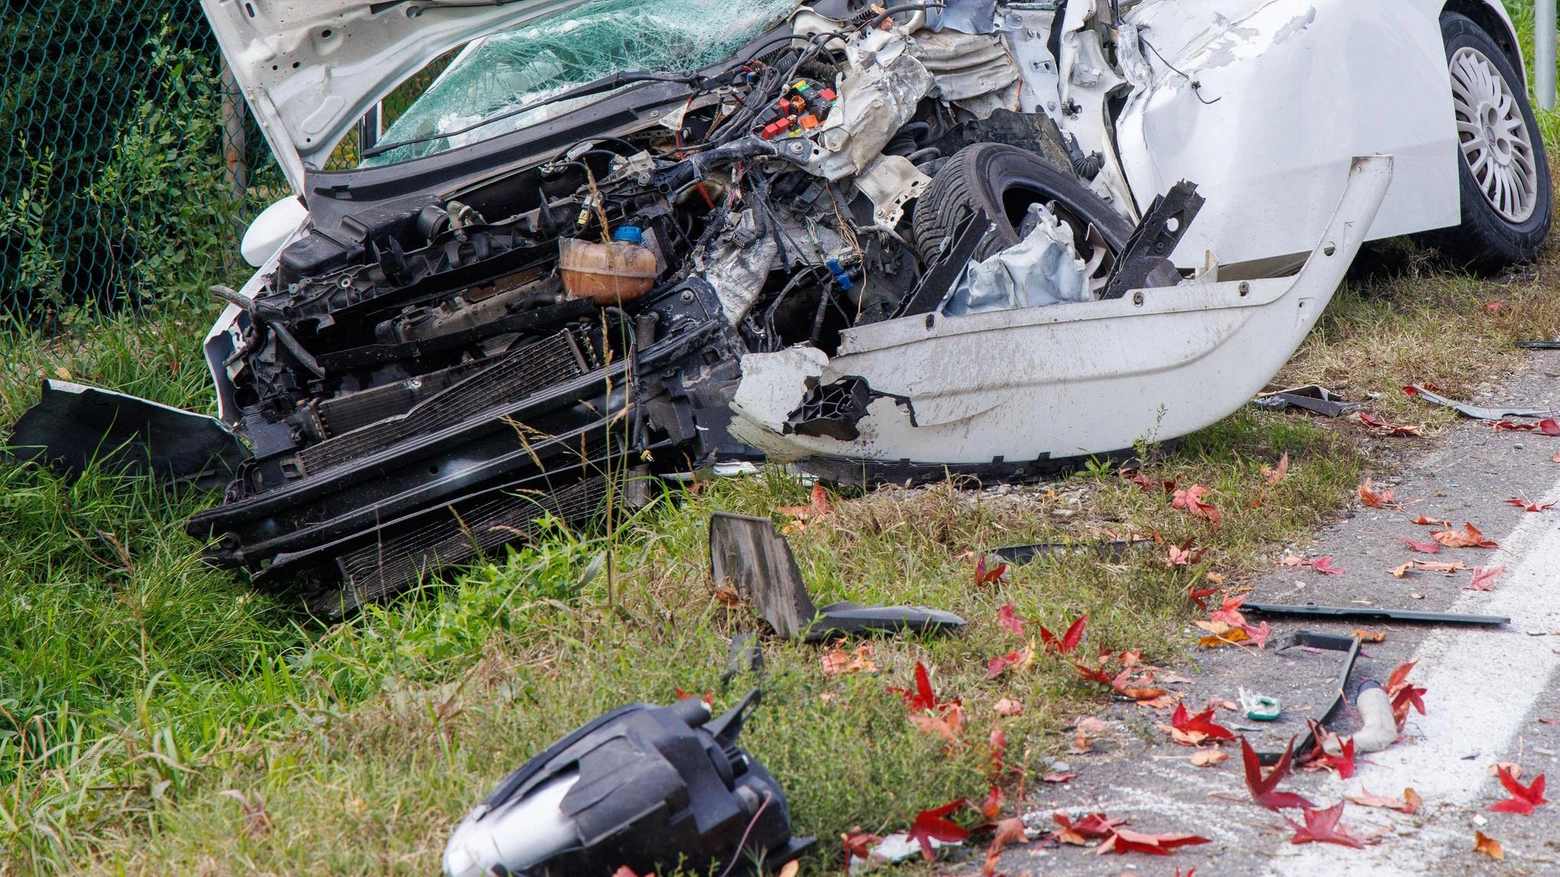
[1323,679,1398,755]
[442,689,812,877]
[1403,385,1550,420]
[1516,340,1560,350]
[1250,385,1363,418]
[1243,601,1509,627]
[991,539,1155,566]
[721,632,766,692]
[1264,631,1360,766]
[1238,688,1282,722]
[709,513,965,641]
[5,380,249,491]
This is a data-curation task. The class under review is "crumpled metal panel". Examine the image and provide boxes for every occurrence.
[945,204,1091,315]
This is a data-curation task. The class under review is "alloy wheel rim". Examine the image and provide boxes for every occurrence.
[1449,46,1539,223]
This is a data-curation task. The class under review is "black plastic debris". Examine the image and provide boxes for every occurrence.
[991,538,1154,566]
[7,379,249,490]
[1403,384,1551,420]
[709,512,965,641]
[1243,601,1508,627]
[442,689,812,877]
[1251,384,1362,417]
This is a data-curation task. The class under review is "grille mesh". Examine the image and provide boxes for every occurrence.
[299,332,584,474]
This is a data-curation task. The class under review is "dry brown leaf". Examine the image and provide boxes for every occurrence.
[1352,629,1387,643]
[714,586,744,608]
[1474,831,1505,861]
[1405,788,1423,813]
[821,643,877,676]
[993,698,1024,717]
[1262,452,1291,486]
[1191,749,1230,767]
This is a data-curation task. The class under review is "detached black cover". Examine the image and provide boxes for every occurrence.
[6,380,248,490]
[709,512,965,641]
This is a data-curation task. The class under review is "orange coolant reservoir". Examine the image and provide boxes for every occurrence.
[559,228,658,305]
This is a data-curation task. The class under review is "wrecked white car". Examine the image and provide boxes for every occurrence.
[12,0,1551,614]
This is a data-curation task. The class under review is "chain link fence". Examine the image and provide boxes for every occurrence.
[0,0,280,316]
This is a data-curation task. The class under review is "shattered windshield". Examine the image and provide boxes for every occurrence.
[362,0,801,167]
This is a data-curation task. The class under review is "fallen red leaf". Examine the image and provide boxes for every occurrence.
[993,698,1024,717]
[1431,522,1499,549]
[982,817,1029,876]
[974,556,1008,586]
[1386,661,1426,729]
[1210,594,1248,627]
[995,603,1026,637]
[1506,497,1555,512]
[1394,536,1441,554]
[907,798,972,860]
[1541,419,1560,435]
[987,648,1033,679]
[1120,467,1158,492]
[987,726,1007,777]
[1172,484,1221,526]
[1241,737,1316,811]
[980,785,1004,820]
[909,704,966,744]
[777,484,831,529]
[841,828,883,867]
[1489,766,1549,815]
[1284,802,1364,848]
[1357,478,1397,509]
[888,661,941,711]
[1095,827,1211,856]
[1353,411,1422,436]
[1042,771,1076,783]
[1466,564,1506,591]
[1308,556,1346,576]
[1165,539,1207,567]
[1165,702,1234,744]
[1490,419,1538,432]
[1038,614,1088,655]
[675,689,714,706]
[1053,812,1127,844]
[1304,721,1355,779]
[820,643,877,676]
[1408,515,1452,527]
[1186,584,1218,610]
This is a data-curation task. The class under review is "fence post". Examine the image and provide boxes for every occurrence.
[1539,0,1557,110]
[220,63,249,199]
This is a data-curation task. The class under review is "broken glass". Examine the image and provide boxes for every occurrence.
[364,0,801,167]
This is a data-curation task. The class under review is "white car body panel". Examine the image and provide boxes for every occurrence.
[728,156,1393,464]
[199,0,589,192]
[1111,0,1461,269]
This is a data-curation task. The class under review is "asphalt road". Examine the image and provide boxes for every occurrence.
[978,351,1560,876]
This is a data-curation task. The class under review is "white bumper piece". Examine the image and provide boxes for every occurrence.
[728,155,1394,467]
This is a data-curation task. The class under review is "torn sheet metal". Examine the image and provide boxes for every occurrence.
[946,203,1092,315]
[1403,385,1552,420]
[1251,385,1363,417]
[7,380,249,490]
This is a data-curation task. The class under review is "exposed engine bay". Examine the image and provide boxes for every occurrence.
[189,3,1210,614]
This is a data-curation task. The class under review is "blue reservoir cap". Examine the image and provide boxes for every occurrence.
[612,226,644,244]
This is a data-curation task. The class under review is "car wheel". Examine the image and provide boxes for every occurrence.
[913,142,1134,296]
[1433,12,1552,270]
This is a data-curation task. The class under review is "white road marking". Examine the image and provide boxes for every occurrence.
[1271,479,1560,875]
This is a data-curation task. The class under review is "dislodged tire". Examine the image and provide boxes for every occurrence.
[1431,12,1552,269]
[913,142,1134,295]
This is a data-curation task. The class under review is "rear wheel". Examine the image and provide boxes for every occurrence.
[1432,12,1552,269]
[913,143,1133,297]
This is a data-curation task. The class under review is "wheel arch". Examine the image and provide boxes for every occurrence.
[1441,0,1526,84]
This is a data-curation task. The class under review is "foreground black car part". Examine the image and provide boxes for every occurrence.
[442,689,811,877]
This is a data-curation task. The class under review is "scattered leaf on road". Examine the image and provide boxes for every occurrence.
[1053,812,1127,845]
[1191,749,1230,767]
[1489,766,1548,815]
[907,798,972,860]
[1241,737,1315,811]
[1506,497,1555,512]
[1346,788,1418,813]
[1095,827,1211,856]
[1358,479,1397,509]
[1473,831,1505,861]
[983,817,1029,876]
[1466,564,1506,591]
[1395,536,1441,554]
[1431,522,1499,549]
[1284,802,1365,848]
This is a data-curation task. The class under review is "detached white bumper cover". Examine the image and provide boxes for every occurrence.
[729,155,1394,467]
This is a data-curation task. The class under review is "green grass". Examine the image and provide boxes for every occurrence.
[0,10,1554,874]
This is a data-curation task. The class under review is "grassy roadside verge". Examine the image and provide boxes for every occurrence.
[0,44,1556,877]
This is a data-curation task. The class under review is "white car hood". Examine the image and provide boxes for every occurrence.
[201,0,588,194]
